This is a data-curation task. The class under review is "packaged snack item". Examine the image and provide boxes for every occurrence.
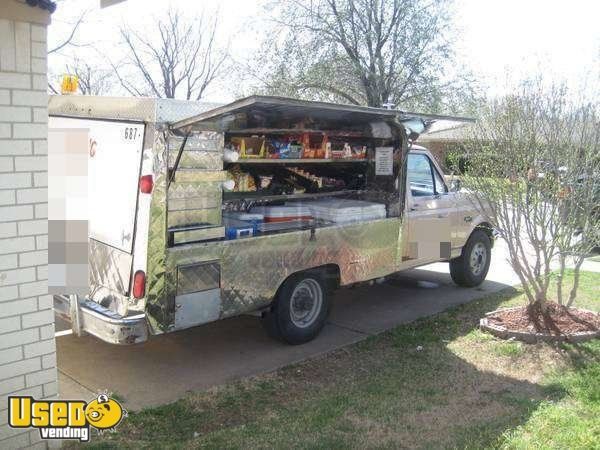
[330,141,351,159]
[302,133,328,159]
[280,141,303,159]
[227,165,257,192]
[230,136,265,159]
[351,145,367,159]
[259,175,273,189]
[265,140,281,159]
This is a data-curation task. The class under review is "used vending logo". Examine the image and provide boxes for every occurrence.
[8,393,126,442]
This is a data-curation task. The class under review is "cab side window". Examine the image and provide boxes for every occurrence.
[407,153,447,197]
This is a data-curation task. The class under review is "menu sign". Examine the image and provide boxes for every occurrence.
[375,147,394,175]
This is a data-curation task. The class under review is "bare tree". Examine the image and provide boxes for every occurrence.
[247,0,478,112]
[61,57,115,95]
[114,8,228,100]
[458,79,599,312]
[47,2,90,93]
[48,12,86,55]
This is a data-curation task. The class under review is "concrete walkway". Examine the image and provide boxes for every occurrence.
[56,240,521,410]
[580,258,600,273]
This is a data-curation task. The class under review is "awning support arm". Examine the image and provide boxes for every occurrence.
[168,130,190,187]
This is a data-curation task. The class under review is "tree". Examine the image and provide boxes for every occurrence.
[47,2,90,94]
[458,79,599,312]
[64,57,115,95]
[114,7,228,100]
[246,0,477,112]
[48,12,86,55]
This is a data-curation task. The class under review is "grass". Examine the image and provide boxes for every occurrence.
[78,271,599,449]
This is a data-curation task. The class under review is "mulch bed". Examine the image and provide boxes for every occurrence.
[488,302,600,335]
[481,302,600,343]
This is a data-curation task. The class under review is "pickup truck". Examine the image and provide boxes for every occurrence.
[50,95,492,345]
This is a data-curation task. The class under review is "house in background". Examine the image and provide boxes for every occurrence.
[417,123,472,172]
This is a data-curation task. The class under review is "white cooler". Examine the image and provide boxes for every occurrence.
[303,199,386,223]
[250,205,313,223]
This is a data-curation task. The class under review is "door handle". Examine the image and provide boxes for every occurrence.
[437,213,449,219]
[410,204,420,211]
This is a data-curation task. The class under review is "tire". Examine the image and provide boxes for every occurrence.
[262,271,330,345]
[450,229,491,287]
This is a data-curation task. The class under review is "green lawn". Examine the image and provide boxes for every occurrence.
[82,271,599,449]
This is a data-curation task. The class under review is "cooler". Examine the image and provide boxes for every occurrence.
[303,199,386,223]
[223,212,264,234]
[223,217,255,239]
[250,205,313,223]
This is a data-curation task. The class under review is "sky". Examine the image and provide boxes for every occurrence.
[48,0,600,104]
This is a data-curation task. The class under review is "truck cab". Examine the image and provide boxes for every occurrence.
[403,145,493,283]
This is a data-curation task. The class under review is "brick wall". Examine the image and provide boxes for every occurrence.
[0,5,54,449]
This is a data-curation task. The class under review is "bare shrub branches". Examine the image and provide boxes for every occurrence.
[460,80,600,307]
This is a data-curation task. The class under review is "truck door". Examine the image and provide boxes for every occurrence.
[404,152,453,262]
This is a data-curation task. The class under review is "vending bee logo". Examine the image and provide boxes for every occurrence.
[8,393,126,442]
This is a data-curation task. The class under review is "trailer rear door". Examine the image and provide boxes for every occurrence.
[49,117,145,254]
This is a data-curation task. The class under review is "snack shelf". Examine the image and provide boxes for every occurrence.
[226,128,367,138]
[223,189,362,203]
[225,158,368,164]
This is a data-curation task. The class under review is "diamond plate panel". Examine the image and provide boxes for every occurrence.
[165,217,402,320]
[49,96,222,124]
[168,132,223,170]
[88,238,132,316]
[144,130,171,334]
[177,262,220,295]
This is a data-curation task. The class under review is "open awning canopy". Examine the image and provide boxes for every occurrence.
[170,95,474,139]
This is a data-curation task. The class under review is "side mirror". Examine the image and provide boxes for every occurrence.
[449,178,461,192]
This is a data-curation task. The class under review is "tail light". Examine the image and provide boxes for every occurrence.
[139,175,153,194]
[132,271,146,298]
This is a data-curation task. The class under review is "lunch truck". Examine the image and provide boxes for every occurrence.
[50,95,493,345]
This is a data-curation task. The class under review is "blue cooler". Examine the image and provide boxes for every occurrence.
[223,212,264,235]
[224,218,255,239]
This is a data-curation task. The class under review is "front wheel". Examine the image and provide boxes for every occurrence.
[261,271,330,345]
[450,229,491,287]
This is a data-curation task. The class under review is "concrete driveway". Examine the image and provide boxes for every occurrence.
[56,241,519,410]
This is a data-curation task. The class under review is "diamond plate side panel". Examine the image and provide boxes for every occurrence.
[156,100,223,124]
[177,262,220,295]
[168,132,224,171]
[144,130,171,334]
[88,239,132,311]
[166,218,402,321]
[49,96,222,124]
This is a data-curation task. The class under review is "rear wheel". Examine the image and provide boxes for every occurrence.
[262,271,330,345]
[450,229,491,287]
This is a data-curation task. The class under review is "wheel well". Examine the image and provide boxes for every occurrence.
[274,264,341,301]
[317,264,341,292]
[475,222,495,247]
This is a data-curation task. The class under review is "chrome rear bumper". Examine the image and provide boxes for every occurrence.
[54,295,148,345]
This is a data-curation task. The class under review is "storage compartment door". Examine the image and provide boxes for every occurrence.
[174,262,222,329]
